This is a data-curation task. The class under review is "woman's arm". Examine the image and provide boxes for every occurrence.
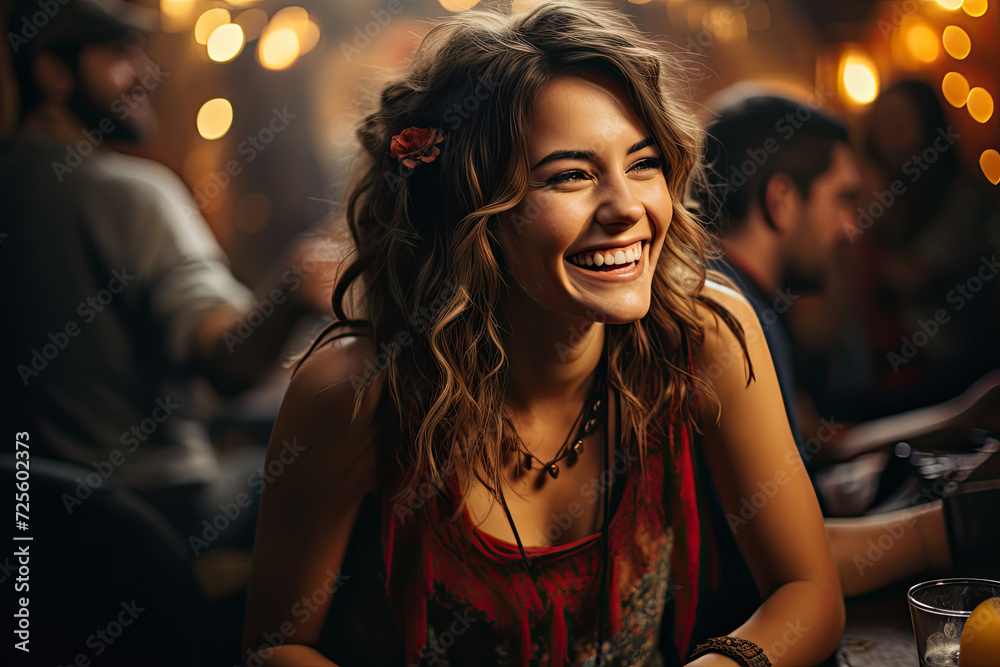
[242,335,380,666]
[826,502,951,597]
[688,285,844,666]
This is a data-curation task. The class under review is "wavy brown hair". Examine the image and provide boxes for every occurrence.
[295,0,750,514]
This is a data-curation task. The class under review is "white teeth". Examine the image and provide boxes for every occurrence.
[568,240,643,268]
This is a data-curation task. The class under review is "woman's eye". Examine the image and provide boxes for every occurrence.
[545,170,589,186]
[630,157,664,172]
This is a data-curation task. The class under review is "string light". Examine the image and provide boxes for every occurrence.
[841,52,879,104]
[942,71,971,107]
[259,27,299,70]
[942,25,971,59]
[194,8,230,45]
[197,98,234,140]
[980,149,1000,185]
[963,0,989,17]
[967,87,994,123]
[207,23,244,62]
[439,0,480,10]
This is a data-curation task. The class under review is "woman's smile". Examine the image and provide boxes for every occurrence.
[565,239,648,281]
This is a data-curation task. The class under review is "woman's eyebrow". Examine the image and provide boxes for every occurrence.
[530,137,655,171]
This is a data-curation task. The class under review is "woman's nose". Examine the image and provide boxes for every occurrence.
[594,174,644,228]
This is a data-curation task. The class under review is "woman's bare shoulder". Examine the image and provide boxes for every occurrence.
[286,333,381,414]
[693,279,762,353]
[269,332,384,497]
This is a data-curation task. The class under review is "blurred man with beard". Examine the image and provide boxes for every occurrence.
[698,93,862,472]
[0,0,332,549]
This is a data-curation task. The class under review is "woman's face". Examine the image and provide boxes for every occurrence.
[499,72,672,326]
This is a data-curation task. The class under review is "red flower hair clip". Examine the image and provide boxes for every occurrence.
[390,127,444,168]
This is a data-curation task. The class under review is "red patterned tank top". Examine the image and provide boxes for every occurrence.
[367,408,702,667]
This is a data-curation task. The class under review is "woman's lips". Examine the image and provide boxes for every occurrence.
[565,241,645,280]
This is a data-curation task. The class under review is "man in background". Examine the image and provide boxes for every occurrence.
[1,0,334,550]
[699,92,862,480]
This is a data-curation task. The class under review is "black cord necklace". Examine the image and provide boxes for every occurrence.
[513,376,604,479]
[495,335,617,665]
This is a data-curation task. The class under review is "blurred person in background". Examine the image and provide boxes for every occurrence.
[694,87,1000,630]
[829,79,1000,421]
[698,93,861,497]
[1,0,334,555]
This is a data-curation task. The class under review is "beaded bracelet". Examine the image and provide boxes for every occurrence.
[689,636,772,666]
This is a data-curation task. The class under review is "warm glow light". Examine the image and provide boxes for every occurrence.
[207,23,244,62]
[236,8,268,42]
[967,87,995,122]
[257,7,318,69]
[300,20,321,54]
[704,5,748,42]
[439,0,480,10]
[942,71,971,107]
[935,0,963,9]
[262,7,318,55]
[981,149,1000,185]
[628,0,655,4]
[842,54,879,104]
[194,8,231,45]
[963,0,988,16]
[942,25,971,59]
[905,22,940,63]
[160,0,194,19]
[259,28,299,69]
[197,98,233,140]
[160,0,196,31]
[268,6,308,31]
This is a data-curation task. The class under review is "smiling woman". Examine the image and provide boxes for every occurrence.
[242,2,844,666]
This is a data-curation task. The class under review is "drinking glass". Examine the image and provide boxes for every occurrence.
[907,578,1000,666]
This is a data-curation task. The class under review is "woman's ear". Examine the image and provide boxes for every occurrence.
[762,172,802,235]
[31,52,75,105]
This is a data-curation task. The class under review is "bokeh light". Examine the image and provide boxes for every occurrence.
[842,53,879,104]
[160,0,196,31]
[967,87,995,123]
[207,23,244,63]
[980,149,1000,185]
[235,9,268,42]
[963,0,989,17]
[259,27,300,70]
[300,19,321,54]
[935,0,963,9]
[197,98,234,140]
[704,5,748,42]
[904,21,940,63]
[255,6,320,67]
[194,8,231,46]
[942,71,971,107]
[942,26,971,59]
[439,0,481,10]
